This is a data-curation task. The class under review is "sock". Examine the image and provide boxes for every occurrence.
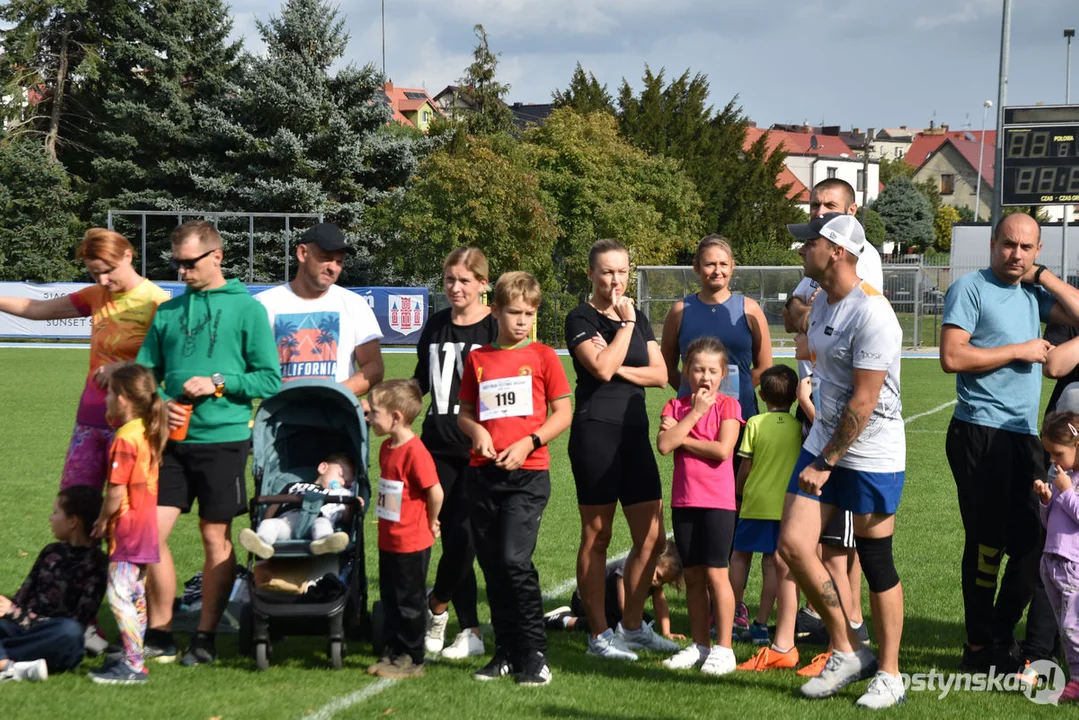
[194,630,216,648]
[850,621,863,630]
[561,616,573,629]
[145,628,173,646]
[771,643,792,653]
[696,643,711,655]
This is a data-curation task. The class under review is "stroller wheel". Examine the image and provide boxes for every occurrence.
[329,640,344,669]
[255,642,271,671]
[371,600,385,656]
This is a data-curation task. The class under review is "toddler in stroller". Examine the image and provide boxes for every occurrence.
[239,453,360,559]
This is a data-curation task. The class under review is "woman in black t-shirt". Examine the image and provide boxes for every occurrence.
[564,239,675,660]
[413,247,498,660]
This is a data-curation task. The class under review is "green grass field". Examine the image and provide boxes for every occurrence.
[0,348,1061,719]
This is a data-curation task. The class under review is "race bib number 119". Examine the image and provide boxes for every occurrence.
[478,375,533,422]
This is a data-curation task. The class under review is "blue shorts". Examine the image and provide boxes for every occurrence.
[786,449,904,515]
[733,518,780,554]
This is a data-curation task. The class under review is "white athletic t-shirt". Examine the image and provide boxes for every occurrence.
[804,282,904,472]
[256,283,383,384]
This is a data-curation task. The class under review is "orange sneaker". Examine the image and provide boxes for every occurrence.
[797,652,831,677]
[736,645,800,671]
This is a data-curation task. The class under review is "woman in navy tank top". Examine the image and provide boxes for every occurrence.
[660,235,773,422]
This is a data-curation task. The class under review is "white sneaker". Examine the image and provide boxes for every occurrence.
[441,630,485,659]
[700,645,736,676]
[663,643,708,670]
[855,671,907,709]
[424,608,450,654]
[587,628,639,661]
[0,659,47,682]
[617,621,679,653]
[309,531,349,555]
[239,528,275,560]
[800,646,879,699]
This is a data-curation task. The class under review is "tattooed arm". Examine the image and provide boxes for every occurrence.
[798,368,887,496]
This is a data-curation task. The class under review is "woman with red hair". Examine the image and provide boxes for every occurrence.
[0,229,168,489]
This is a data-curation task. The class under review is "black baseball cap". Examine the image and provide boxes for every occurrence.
[299,223,353,254]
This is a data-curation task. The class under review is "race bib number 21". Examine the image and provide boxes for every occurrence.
[478,375,533,422]
[376,478,404,522]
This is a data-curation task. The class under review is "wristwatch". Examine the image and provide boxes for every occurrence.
[211,373,226,398]
[812,455,835,472]
[530,433,543,451]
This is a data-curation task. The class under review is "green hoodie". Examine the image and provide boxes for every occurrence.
[137,279,281,443]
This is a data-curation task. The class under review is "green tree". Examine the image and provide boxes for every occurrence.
[522,108,704,309]
[552,62,614,115]
[172,0,431,282]
[873,176,935,248]
[954,204,976,223]
[934,205,960,251]
[0,138,83,280]
[864,208,887,245]
[617,66,801,255]
[0,0,105,159]
[457,24,514,136]
[879,156,914,185]
[915,178,942,214]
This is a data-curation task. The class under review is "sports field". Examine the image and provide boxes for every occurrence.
[0,348,1058,719]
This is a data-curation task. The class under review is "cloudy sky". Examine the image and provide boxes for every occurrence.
[230,0,1079,132]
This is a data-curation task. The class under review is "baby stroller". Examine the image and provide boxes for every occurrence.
[239,379,371,670]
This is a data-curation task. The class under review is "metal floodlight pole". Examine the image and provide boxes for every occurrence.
[861,128,874,224]
[975,101,992,221]
[382,0,386,76]
[991,0,1012,229]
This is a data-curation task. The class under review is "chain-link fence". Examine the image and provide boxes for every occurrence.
[637,264,954,349]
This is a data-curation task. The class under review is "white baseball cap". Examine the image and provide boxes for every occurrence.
[788,213,866,257]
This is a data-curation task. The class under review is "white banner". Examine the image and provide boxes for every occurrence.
[0,283,97,338]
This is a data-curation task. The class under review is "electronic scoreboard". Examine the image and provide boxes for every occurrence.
[1001,105,1079,206]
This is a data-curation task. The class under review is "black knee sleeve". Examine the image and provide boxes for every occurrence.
[855,535,900,593]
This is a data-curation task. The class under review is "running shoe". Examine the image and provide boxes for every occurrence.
[746,621,769,646]
[367,656,392,675]
[1058,679,1079,703]
[855,670,907,709]
[663,644,708,670]
[853,621,871,646]
[180,643,216,666]
[89,660,147,685]
[309,531,349,555]
[797,652,831,677]
[618,621,678,653]
[0,659,47,682]
[799,646,878,699]
[543,606,574,631]
[734,602,750,634]
[587,628,638,661]
[441,630,485,660]
[424,607,450,654]
[736,645,800,671]
[516,651,552,686]
[473,649,515,681]
[700,646,736,676]
[143,638,178,664]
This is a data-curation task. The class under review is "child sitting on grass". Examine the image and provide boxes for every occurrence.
[239,453,357,559]
[0,487,107,682]
[545,543,684,639]
[729,365,802,647]
[367,379,444,679]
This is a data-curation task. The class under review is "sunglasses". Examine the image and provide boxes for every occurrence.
[169,249,215,271]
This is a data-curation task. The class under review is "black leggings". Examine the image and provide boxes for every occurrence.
[429,455,480,629]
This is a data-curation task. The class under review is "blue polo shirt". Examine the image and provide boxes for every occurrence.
[943,269,1054,434]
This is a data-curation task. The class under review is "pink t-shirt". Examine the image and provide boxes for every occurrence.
[661,394,744,510]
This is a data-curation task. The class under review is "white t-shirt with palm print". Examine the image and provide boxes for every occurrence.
[256,283,383,384]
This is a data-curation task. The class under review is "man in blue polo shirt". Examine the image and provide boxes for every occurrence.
[941,212,1079,673]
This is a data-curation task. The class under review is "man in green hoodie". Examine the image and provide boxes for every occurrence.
[137,220,281,665]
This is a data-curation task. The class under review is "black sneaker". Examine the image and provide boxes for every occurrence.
[473,649,515,681]
[181,643,216,666]
[958,644,994,672]
[516,650,552,686]
[854,622,871,645]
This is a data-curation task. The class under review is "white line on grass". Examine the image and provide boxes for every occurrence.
[305,677,398,720]
[904,399,957,425]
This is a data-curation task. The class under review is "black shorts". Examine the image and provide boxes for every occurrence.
[568,420,662,506]
[672,507,736,568]
[820,509,856,548]
[159,440,250,522]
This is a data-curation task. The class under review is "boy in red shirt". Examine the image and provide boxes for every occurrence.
[367,379,444,679]
[459,271,573,686]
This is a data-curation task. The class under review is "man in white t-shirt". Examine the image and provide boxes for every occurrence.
[256,223,384,396]
[779,213,906,708]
